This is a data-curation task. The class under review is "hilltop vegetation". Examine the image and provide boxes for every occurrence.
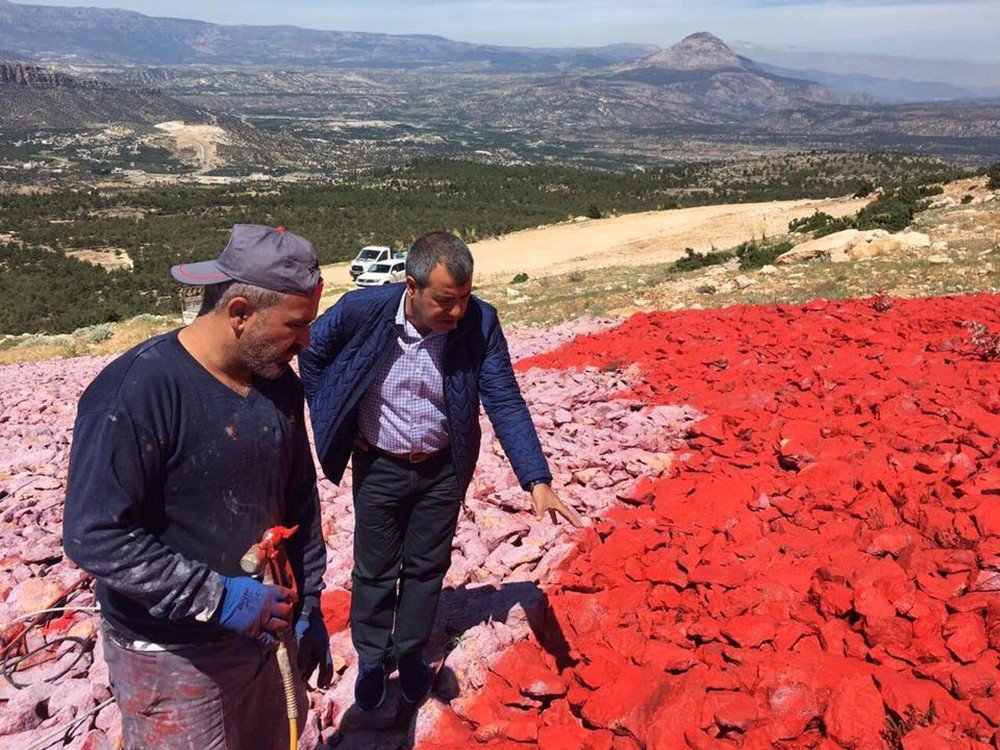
[0,153,964,334]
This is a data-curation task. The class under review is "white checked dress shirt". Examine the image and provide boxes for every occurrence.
[357,291,450,454]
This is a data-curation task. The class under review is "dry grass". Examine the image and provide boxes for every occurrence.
[0,316,177,364]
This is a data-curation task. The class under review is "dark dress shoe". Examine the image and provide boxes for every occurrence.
[355,658,389,711]
[398,651,431,705]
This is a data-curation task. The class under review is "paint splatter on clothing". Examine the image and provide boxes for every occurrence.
[63,329,326,644]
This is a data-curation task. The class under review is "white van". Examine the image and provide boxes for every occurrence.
[349,246,393,279]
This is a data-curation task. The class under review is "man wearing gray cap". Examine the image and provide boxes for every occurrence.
[63,225,331,750]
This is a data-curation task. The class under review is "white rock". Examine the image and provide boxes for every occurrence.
[896,231,932,251]
[777,229,863,264]
[929,196,957,209]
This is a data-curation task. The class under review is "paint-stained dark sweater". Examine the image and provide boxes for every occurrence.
[63,330,326,644]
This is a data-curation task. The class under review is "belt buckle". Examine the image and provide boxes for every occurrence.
[408,451,426,463]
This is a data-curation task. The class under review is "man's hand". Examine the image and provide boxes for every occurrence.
[218,576,297,645]
[530,483,584,527]
[295,603,334,688]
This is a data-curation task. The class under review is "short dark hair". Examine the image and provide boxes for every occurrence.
[406,231,473,289]
[198,280,284,317]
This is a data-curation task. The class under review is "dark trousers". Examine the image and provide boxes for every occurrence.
[103,625,307,750]
[350,447,462,663]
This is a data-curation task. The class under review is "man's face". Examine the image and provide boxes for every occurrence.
[407,263,473,335]
[239,284,322,379]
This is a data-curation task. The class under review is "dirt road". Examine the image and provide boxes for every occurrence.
[320,195,868,287]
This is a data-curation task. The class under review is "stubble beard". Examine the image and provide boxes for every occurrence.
[239,330,291,380]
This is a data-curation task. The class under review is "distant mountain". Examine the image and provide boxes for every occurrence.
[753,62,1000,104]
[733,42,1000,94]
[0,61,206,129]
[0,0,656,71]
[607,33,860,114]
[449,33,863,132]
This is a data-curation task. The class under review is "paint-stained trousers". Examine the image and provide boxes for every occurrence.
[102,624,307,750]
[350,447,463,663]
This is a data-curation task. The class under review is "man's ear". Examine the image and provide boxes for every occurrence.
[405,276,417,295]
[226,297,253,335]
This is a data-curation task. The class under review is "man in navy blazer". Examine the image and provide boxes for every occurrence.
[299,231,582,711]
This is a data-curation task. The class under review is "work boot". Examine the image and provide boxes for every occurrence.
[355,657,390,711]
[398,651,431,705]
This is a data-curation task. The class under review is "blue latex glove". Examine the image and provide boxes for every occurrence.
[295,599,333,688]
[218,576,295,645]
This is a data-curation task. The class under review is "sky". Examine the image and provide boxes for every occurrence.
[24,0,1000,63]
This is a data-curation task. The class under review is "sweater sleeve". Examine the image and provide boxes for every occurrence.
[478,317,553,490]
[284,399,327,611]
[62,408,224,623]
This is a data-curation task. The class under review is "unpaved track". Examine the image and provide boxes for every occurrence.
[320,195,868,286]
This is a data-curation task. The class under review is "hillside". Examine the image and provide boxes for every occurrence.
[0,62,205,129]
[0,153,963,337]
[1,14,999,171]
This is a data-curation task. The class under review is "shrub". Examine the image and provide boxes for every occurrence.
[854,184,940,233]
[788,211,854,238]
[511,272,529,284]
[736,240,793,270]
[80,322,114,344]
[669,247,731,274]
[853,178,875,198]
[984,163,1000,190]
[586,204,603,219]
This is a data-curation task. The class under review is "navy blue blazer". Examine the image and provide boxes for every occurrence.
[298,283,551,496]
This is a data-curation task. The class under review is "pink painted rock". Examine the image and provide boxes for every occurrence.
[0,683,49,736]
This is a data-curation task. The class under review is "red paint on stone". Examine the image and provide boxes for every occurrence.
[319,588,350,633]
[421,294,1000,748]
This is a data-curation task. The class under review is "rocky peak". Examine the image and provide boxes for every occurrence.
[635,32,744,71]
[0,62,71,88]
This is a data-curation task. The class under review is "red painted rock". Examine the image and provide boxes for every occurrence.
[901,726,961,750]
[823,670,886,749]
[319,589,350,633]
[950,652,999,700]
[643,670,708,749]
[706,690,759,733]
[944,612,989,664]
[577,664,674,743]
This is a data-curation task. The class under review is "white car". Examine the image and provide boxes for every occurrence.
[355,259,406,287]
[349,245,393,279]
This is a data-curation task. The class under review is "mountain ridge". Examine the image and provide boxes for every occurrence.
[0,0,656,70]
